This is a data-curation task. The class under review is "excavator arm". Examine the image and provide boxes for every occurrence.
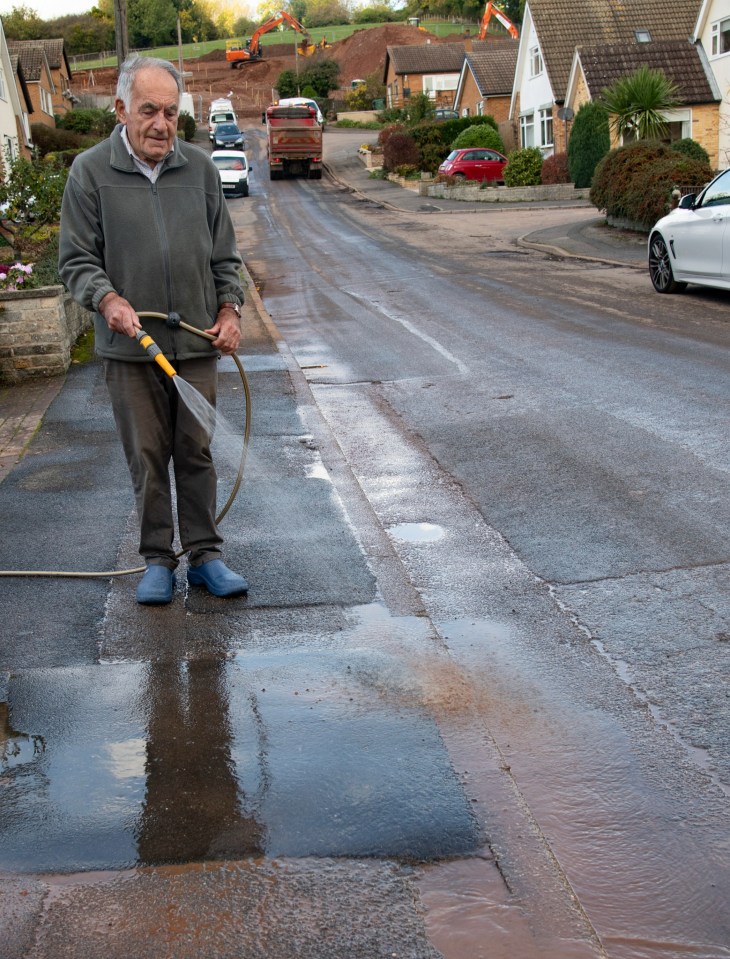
[227,9,324,66]
[478,1,519,40]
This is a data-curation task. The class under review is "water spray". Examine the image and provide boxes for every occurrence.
[0,310,252,579]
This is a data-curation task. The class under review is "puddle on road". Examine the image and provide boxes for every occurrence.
[0,625,480,873]
[388,522,446,544]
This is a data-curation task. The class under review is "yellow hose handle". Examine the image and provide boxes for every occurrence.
[135,329,178,379]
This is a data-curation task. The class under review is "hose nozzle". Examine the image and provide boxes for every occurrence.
[135,329,177,378]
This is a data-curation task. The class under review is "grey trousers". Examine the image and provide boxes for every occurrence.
[103,357,223,569]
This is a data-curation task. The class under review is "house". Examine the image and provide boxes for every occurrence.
[384,42,470,109]
[565,40,721,167]
[510,0,703,157]
[0,20,33,173]
[693,0,730,167]
[7,40,56,128]
[26,38,73,117]
[453,40,519,145]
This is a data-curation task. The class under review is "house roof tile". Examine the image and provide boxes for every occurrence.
[578,40,719,103]
[387,42,468,74]
[528,0,701,100]
[465,44,519,96]
[7,42,47,82]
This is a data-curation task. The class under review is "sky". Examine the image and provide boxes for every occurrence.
[0,0,94,19]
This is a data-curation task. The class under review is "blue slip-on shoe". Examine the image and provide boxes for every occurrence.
[187,559,249,597]
[136,565,176,605]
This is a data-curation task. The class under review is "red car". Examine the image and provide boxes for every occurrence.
[438,147,507,183]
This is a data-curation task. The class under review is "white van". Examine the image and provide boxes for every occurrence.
[208,98,238,140]
[276,97,324,125]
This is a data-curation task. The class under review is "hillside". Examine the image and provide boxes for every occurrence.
[74,24,466,118]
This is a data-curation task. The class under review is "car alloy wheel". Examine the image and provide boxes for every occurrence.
[648,233,687,294]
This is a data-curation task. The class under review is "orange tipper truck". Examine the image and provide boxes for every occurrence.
[264,103,323,180]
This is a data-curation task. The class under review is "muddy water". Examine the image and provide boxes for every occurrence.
[432,618,730,959]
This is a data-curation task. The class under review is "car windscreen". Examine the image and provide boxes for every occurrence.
[213,157,246,170]
[215,124,239,135]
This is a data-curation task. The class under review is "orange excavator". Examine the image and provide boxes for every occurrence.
[226,10,326,68]
[478,1,519,40]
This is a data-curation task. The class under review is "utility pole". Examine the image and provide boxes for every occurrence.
[113,0,129,69]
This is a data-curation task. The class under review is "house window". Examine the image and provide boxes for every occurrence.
[41,88,53,115]
[529,46,543,77]
[711,18,730,56]
[539,107,553,147]
[422,74,459,99]
[0,66,5,101]
[520,111,535,147]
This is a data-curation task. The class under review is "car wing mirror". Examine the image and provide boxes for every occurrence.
[678,193,696,209]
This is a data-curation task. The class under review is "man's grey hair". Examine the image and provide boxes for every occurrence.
[116,56,182,109]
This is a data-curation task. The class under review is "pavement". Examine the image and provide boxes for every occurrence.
[0,153,647,480]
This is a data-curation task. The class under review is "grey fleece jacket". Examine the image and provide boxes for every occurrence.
[58,124,244,362]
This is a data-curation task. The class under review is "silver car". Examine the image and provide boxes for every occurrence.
[648,168,730,293]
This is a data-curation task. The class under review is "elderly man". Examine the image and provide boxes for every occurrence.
[59,55,248,605]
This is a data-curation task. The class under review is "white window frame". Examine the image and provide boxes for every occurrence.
[0,66,6,101]
[539,106,553,147]
[41,87,53,115]
[711,18,730,56]
[529,45,543,77]
[421,73,459,99]
[520,111,535,147]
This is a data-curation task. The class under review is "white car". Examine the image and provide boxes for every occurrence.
[211,150,252,198]
[648,167,730,293]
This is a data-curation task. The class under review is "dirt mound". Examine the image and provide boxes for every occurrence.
[328,24,441,82]
[198,47,227,61]
[72,23,459,117]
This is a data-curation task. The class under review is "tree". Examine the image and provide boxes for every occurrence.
[568,100,610,188]
[0,153,68,260]
[0,5,45,40]
[601,66,680,142]
[304,0,350,26]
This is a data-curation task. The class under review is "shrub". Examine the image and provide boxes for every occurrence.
[177,111,197,142]
[671,137,710,164]
[31,123,93,157]
[378,123,406,149]
[503,147,543,186]
[541,151,571,184]
[568,101,610,188]
[56,107,111,135]
[452,124,505,152]
[383,132,420,172]
[590,140,713,227]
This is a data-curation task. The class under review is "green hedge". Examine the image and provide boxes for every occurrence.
[590,141,713,227]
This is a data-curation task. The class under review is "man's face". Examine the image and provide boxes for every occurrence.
[116,67,179,167]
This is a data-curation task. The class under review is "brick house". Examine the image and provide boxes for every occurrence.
[510,0,703,157]
[384,42,469,109]
[565,40,721,167]
[693,0,730,167]
[453,41,519,148]
[27,38,73,118]
[7,41,56,128]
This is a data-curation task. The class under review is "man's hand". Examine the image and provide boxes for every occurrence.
[98,292,141,338]
[206,306,242,355]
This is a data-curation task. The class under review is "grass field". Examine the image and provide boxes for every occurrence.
[70,20,477,72]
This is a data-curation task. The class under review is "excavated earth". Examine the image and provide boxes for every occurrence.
[73,24,468,117]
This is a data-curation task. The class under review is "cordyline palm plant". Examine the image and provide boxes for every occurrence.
[601,66,680,141]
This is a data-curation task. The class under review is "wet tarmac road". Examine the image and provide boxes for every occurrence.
[0,127,729,958]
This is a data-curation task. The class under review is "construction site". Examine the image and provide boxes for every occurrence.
[73,23,474,120]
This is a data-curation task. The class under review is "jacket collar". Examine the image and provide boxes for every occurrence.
[110,123,188,175]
